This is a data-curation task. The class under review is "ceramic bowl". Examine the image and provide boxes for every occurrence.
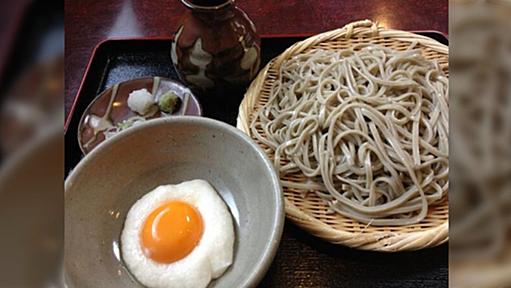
[65,116,284,288]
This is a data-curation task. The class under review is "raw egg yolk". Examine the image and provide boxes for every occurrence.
[141,201,203,263]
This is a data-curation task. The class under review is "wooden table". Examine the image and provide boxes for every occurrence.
[65,1,448,287]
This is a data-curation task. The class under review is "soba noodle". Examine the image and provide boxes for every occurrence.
[250,44,449,225]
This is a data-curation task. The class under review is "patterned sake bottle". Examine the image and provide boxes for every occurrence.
[171,0,260,90]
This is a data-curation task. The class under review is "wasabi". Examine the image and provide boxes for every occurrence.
[158,91,181,113]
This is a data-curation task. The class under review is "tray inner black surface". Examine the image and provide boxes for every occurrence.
[64,34,448,287]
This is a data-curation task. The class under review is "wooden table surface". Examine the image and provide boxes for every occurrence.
[65,1,448,287]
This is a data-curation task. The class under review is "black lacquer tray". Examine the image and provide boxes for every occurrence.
[65,33,448,288]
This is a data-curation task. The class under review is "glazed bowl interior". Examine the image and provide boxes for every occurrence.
[65,116,283,288]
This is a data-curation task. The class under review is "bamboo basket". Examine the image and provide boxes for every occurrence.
[236,20,448,251]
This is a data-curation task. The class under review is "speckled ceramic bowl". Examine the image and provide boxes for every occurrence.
[65,116,284,288]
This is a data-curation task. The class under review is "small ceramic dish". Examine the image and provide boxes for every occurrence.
[77,77,201,154]
[65,116,284,288]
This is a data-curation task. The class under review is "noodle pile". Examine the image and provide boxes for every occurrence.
[251,44,449,225]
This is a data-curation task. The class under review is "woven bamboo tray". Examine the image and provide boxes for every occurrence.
[236,20,448,251]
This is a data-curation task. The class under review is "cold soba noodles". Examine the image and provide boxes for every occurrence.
[251,44,448,226]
